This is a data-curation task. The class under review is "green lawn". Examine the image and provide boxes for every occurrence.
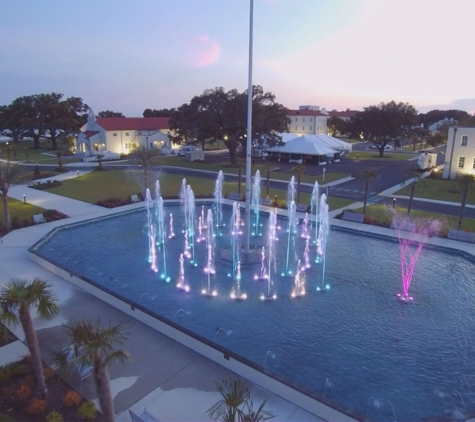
[47,169,354,211]
[345,151,415,161]
[393,178,475,205]
[0,197,45,228]
[353,204,475,232]
[0,140,73,163]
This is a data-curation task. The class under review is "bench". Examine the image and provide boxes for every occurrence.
[260,198,272,206]
[342,211,364,224]
[296,203,308,213]
[131,194,140,203]
[33,214,46,225]
[227,192,242,201]
[129,408,160,422]
[447,229,475,243]
[54,346,93,387]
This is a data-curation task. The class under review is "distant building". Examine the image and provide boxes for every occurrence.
[75,110,171,157]
[286,106,357,137]
[428,118,457,133]
[443,126,475,179]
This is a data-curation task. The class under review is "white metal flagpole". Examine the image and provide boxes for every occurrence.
[245,0,254,253]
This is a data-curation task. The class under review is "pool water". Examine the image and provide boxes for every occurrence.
[35,205,475,421]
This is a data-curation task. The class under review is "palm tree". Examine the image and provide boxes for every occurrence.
[291,165,305,204]
[0,278,59,397]
[356,169,378,215]
[454,173,475,230]
[0,163,29,231]
[54,317,131,422]
[128,145,160,195]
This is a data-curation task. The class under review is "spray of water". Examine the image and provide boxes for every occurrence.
[145,189,158,273]
[316,194,330,291]
[202,209,217,296]
[291,259,306,297]
[252,170,262,236]
[214,171,224,231]
[261,208,278,300]
[230,202,243,278]
[254,246,268,280]
[176,253,190,292]
[311,181,319,245]
[169,213,175,239]
[284,200,298,276]
[287,175,296,208]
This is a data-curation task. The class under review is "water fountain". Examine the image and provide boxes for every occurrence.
[254,247,268,281]
[202,209,217,296]
[287,175,296,207]
[185,185,197,265]
[392,214,440,302]
[145,189,158,273]
[291,259,306,298]
[301,212,310,240]
[169,213,175,239]
[316,194,330,291]
[230,261,247,300]
[230,202,243,278]
[176,253,190,292]
[282,200,297,276]
[214,170,224,232]
[251,170,262,236]
[311,181,319,245]
[156,196,171,282]
[261,209,277,300]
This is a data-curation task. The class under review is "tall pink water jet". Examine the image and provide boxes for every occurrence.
[392,213,441,302]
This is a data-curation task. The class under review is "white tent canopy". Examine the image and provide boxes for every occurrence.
[267,135,337,156]
[306,134,352,152]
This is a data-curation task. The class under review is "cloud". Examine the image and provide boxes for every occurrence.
[192,35,221,68]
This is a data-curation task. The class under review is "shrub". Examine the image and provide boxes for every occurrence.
[96,197,131,208]
[16,383,31,399]
[27,397,47,414]
[63,390,82,407]
[43,209,69,222]
[78,401,97,420]
[46,411,64,422]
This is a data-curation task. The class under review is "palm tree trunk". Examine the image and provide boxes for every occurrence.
[363,180,369,215]
[2,188,12,232]
[407,185,416,215]
[457,187,468,230]
[94,362,115,422]
[19,306,47,396]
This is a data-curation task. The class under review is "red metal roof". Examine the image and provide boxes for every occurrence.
[96,117,170,131]
[287,110,328,116]
[84,131,100,138]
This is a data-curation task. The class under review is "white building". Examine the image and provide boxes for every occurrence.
[75,110,171,157]
[443,126,475,179]
[286,106,357,136]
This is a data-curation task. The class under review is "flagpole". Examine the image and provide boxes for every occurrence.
[245,0,254,253]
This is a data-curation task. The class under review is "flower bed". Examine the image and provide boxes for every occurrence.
[0,357,102,422]
[29,180,63,190]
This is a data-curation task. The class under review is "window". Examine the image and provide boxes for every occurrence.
[458,157,465,168]
[295,126,297,130]
[461,135,468,146]
[310,126,313,131]
[137,131,142,135]
[295,117,298,122]
[125,132,129,137]
[302,126,305,131]
[113,133,117,137]
[303,118,305,122]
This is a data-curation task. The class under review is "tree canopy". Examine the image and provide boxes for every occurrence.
[418,109,474,128]
[170,86,289,164]
[97,110,125,118]
[143,108,175,117]
[346,101,418,156]
[1,93,88,149]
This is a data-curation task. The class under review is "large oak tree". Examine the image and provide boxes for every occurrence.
[346,101,418,157]
[170,86,289,165]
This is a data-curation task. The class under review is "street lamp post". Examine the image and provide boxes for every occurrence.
[6,142,10,161]
[244,0,254,254]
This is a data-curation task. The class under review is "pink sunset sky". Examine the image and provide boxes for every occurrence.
[1,0,473,115]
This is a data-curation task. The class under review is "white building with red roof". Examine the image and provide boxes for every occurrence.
[75,110,171,157]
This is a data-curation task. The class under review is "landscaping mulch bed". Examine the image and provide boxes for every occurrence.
[0,358,102,422]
